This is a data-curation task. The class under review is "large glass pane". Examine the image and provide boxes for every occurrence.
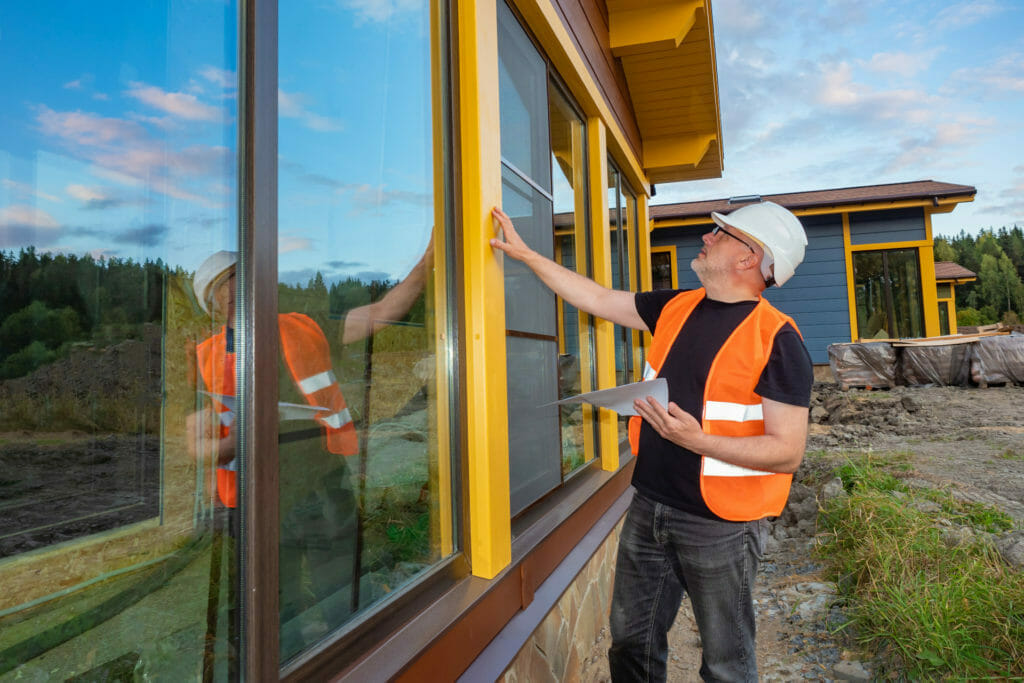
[888,249,924,338]
[607,164,632,387]
[853,249,924,340]
[277,1,451,662]
[652,250,674,290]
[0,2,239,679]
[549,83,594,477]
[497,1,550,188]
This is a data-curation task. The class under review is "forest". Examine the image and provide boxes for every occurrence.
[934,225,1024,326]
[0,248,411,381]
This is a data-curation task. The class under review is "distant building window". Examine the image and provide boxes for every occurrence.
[652,249,675,290]
[853,249,924,339]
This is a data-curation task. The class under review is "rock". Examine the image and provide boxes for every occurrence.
[833,659,871,681]
[901,395,920,412]
[910,500,941,514]
[941,526,975,548]
[821,477,846,502]
[810,405,828,423]
[996,530,1024,570]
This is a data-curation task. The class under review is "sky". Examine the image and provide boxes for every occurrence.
[653,0,1024,239]
[3,0,1021,286]
[0,1,434,286]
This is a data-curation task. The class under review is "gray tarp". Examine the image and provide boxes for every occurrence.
[827,342,896,388]
[970,333,1024,385]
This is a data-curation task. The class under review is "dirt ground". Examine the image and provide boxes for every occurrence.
[588,381,1024,681]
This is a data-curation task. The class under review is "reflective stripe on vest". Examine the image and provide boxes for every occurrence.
[278,313,358,456]
[196,313,358,508]
[627,288,800,521]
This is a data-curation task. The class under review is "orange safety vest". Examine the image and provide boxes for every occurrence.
[627,288,799,521]
[195,312,359,508]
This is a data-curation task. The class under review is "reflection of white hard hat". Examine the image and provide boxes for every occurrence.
[711,201,807,286]
[193,250,237,313]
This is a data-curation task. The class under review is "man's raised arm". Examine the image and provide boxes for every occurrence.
[490,207,648,331]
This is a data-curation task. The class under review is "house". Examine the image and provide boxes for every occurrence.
[0,0,724,680]
[649,180,977,366]
[934,261,978,335]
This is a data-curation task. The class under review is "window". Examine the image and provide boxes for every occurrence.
[1,0,457,678]
[651,248,677,290]
[853,249,925,340]
[0,2,240,678]
[277,0,454,663]
[498,2,595,516]
[607,163,633,386]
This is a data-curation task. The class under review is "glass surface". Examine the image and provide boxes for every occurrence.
[853,249,924,340]
[548,83,594,477]
[607,164,632,386]
[0,2,240,679]
[277,1,451,662]
[506,335,563,515]
[625,183,644,379]
[938,302,950,336]
[652,251,673,290]
[502,169,556,335]
[497,1,551,188]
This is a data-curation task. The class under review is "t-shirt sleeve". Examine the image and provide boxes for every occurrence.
[635,289,689,333]
[755,323,813,407]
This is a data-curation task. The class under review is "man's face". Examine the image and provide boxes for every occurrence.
[691,223,758,284]
[211,269,236,322]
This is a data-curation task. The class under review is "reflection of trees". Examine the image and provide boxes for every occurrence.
[0,247,165,379]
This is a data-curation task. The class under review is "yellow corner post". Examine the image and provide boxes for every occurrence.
[457,0,511,579]
[587,118,620,472]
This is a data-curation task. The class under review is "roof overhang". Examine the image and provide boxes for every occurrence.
[607,0,724,184]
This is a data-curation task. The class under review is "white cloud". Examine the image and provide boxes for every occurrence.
[66,184,108,202]
[2,179,62,203]
[949,51,1024,95]
[341,0,421,23]
[35,106,228,209]
[200,66,236,89]
[0,205,60,229]
[279,89,343,132]
[934,0,1005,28]
[280,234,314,254]
[125,82,222,122]
[863,49,941,78]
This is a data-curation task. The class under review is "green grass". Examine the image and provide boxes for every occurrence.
[816,455,1024,679]
[998,447,1024,461]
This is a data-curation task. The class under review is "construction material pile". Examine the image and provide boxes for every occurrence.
[828,326,1024,388]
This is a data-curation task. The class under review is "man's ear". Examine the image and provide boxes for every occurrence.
[736,251,761,273]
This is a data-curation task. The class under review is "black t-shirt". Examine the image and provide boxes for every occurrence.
[632,289,813,519]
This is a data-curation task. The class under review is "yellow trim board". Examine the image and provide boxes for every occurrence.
[457,0,510,579]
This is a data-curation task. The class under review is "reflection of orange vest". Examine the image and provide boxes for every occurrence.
[196,313,358,508]
[628,288,799,521]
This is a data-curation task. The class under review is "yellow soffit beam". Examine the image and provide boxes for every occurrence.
[609,0,702,57]
[643,133,715,174]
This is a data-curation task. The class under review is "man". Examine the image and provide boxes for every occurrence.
[490,201,813,682]
[187,246,431,658]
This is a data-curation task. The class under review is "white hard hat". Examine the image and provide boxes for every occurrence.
[710,201,807,286]
[193,250,237,313]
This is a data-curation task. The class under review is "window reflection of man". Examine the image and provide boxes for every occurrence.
[186,241,431,658]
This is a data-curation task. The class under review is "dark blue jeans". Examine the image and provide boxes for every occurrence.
[608,491,768,682]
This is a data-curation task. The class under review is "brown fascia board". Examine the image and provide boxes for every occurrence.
[650,180,977,222]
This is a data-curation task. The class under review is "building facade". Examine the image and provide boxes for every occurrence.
[650,181,977,364]
[0,0,722,680]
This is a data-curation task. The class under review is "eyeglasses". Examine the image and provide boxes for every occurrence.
[712,225,755,253]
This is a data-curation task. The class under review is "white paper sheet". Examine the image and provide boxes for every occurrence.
[199,391,327,421]
[546,377,668,416]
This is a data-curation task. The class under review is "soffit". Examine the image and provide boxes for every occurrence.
[606,0,723,184]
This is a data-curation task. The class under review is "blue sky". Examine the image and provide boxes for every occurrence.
[3,0,1019,284]
[0,1,434,286]
[654,0,1024,238]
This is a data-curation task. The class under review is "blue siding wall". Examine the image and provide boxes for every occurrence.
[651,215,851,364]
[849,207,925,245]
